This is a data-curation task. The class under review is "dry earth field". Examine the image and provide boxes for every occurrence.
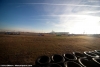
[0,34,100,65]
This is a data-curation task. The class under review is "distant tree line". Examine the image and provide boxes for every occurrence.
[5,32,20,35]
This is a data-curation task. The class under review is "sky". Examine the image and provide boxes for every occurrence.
[0,0,100,34]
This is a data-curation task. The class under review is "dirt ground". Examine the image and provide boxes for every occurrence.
[0,34,100,65]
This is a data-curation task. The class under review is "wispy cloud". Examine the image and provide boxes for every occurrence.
[88,0,100,2]
[82,11,100,13]
[19,0,100,33]
[31,19,49,20]
[20,3,100,7]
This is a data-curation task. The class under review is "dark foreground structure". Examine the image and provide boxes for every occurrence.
[33,50,100,67]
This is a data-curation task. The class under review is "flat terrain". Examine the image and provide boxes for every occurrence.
[0,34,100,65]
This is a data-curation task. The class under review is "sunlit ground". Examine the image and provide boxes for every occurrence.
[0,34,100,64]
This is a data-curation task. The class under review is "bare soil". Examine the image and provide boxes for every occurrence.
[0,34,100,65]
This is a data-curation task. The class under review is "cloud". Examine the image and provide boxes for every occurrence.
[42,0,100,31]
[52,14,100,33]
[20,3,100,7]
[82,11,100,13]
[88,0,100,2]
[20,0,100,33]
[31,19,49,20]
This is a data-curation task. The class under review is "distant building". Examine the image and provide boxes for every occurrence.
[51,31,69,35]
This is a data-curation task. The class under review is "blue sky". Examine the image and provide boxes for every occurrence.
[0,0,100,34]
